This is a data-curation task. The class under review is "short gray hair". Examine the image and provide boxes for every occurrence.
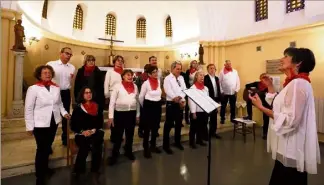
[171,61,182,70]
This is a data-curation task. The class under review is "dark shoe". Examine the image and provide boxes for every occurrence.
[189,144,197,149]
[243,116,252,120]
[46,168,55,178]
[174,143,184,150]
[185,119,190,125]
[107,156,118,166]
[36,178,46,185]
[150,147,162,154]
[138,130,144,138]
[124,152,136,161]
[220,120,225,124]
[197,141,207,146]
[156,132,160,137]
[163,147,173,154]
[212,134,222,139]
[143,150,152,158]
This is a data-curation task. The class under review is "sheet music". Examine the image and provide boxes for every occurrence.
[183,89,221,114]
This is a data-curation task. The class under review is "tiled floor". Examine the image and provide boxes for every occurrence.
[2,129,324,185]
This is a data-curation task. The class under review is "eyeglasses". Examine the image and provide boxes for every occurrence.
[64,52,73,57]
[84,91,92,94]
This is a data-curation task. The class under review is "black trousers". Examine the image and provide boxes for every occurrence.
[111,110,136,157]
[60,89,71,144]
[163,101,183,148]
[246,100,270,136]
[220,94,237,122]
[74,130,104,173]
[184,96,190,123]
[138,107,144,132]
[189,112,208,144]
[269,160,307,185]
[142,100,162,150]
[33,115,58,179]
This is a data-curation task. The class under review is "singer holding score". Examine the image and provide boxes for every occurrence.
[249,47,320,185]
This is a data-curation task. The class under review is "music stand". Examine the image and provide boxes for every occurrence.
[183,89,221,185]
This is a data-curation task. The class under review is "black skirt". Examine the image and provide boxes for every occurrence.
[269,160,307,185]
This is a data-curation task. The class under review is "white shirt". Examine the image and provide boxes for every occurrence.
[218,68,240,95]
[108,83,140,119]
[139,80,162,106]
[104,70,122,98]
[46,60,75,90]
[25,85,68,131]
[188,84,209,113]
[163,73,187,102]
[208,74,218,97]
[265,79,320,174]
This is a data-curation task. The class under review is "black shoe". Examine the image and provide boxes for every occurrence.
[197,141,207,146]
[212,134,222,139]
[36,178,46,185]
[163,147,173,154]
[143,150,152,159]
[150,147,162,154]
[107,156,118,166]
[174,143,184,150]
[243,116,252,120]
[46,168,55,178]
[220,120,225,124]
[138,130,144,138]
[185,119,190,125]
[189,144,197,149]
[156,132,160,137]
[124,152,136,161]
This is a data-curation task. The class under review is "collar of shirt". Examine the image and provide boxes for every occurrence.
[58,59,69,66]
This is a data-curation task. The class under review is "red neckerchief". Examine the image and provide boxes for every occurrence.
[223,66,233,74]
[35,80,59,87]
[82,101,98,116]
[148,77,158,90]
[142,73,148,82]
[194,82,204,90]
[122,81,135,94]
[189,67,197,74]
[283,68,311,87]
[84,65,95,76]
[258,81,267,91]
[114,66,123,74]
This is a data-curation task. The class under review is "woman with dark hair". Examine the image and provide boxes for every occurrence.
[70,86,104,179]
[74,55,104,124]
[139,65,162,158]
[250,47,320,185]
[107,69,140,165]
[25,65,70,185]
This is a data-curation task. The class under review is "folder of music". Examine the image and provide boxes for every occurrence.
[183,89,221,114]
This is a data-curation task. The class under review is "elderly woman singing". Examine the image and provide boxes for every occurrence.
[249,47,320,185]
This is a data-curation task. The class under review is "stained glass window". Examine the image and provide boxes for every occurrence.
[166,16,172,37]
[73,5,83,30]
[106,14,116,35]
[255,0,268,22]
[286,0,305,13]
[136,18,146,38]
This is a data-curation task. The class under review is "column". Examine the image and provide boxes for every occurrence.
[8,51,27,118]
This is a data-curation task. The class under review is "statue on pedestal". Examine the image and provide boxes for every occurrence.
[199,44,204,64]
[12,19,26,51]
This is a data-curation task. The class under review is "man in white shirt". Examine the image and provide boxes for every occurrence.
[218,60,240,124]
[47,47,75,146]
[148,56,163,83]
[163,61,186,154]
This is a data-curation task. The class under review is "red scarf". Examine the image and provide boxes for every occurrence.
[149,77,158,90]
[258,81,267,91]
[84,65,95,76]
[82,101,98,116]
[114,66,123,74]
[283,69,311,87]
[189,67,197,74]
[35,80,59,87]
[122,81,135,94]
[194,82,204,90]
[142,73,148,82]
[223,66,233,74]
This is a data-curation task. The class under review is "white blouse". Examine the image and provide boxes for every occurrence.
[108,83,140,119]
[139,80,162,106]
[265,78,320,174]
[188,85,209,113]
[104,70,122,98]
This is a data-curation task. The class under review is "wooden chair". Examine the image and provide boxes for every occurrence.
[66,120,78,167]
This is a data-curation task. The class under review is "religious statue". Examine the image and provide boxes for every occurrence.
[12,19,26,51]
[198,44,204,64]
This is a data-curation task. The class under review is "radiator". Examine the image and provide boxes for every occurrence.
[315,98,324,133]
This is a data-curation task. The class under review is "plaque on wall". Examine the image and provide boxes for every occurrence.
[266,59,282,74]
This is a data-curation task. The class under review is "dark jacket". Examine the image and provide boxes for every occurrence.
[204,75,222,103]
[74,66,104,109]
[184,69,191,88]
[245,81,270,108]
[70,104,103,134]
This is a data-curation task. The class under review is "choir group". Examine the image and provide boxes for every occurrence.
[25,47,321,185]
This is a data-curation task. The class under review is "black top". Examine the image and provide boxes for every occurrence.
[74,66,105,109]
[70,104,103,134]
[204,75,222,103]
[184,69,191,88]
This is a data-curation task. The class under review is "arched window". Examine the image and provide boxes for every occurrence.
[286,0,305,13]
[166,16,172,37]
[136,18,146,38]
[42,0,48,19]
[105,14,116,36]
[255,0,268,22]
[73,5,83,30]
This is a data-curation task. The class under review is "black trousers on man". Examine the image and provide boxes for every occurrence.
[74,130,104,173]
[60,89,71,146]
[163,102,183,149]
[220,94,237,123]
[246,100,270,137]
[33,114,58,180]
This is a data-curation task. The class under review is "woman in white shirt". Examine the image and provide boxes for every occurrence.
[25,65,70,185]
[249,48,320,185]
[107,69,140,165]
[139,65,162,158]
[188,71,209,148]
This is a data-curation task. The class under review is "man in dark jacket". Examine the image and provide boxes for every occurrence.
[204,64,222,139]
